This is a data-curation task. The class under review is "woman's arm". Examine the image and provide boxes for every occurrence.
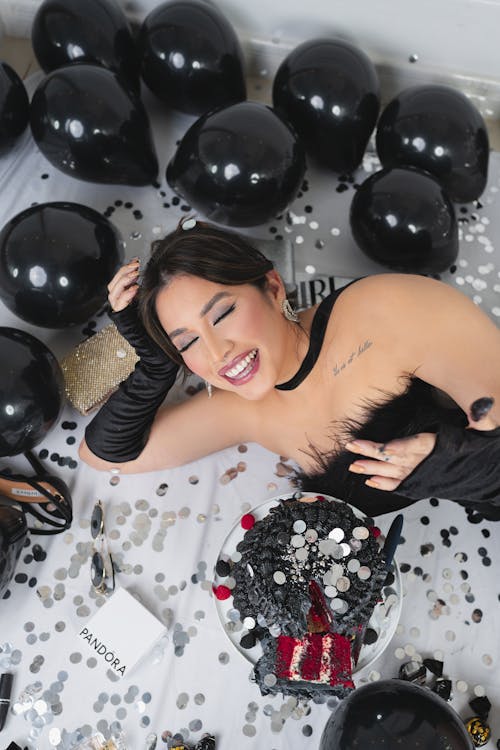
[79,386,257,473]
[344,274,500,502]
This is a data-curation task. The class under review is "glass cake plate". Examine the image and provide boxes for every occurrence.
[213,491,402,674]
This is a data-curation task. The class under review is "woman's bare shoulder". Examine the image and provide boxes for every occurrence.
[333,273,477,318]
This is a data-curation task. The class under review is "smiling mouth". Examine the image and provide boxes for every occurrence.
[219,349,259,385]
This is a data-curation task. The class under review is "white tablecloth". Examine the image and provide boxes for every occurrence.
[0,72,499,750]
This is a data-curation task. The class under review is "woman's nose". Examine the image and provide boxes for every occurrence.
[205,331,232,365]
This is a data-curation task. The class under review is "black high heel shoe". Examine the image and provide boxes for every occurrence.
[0,450,73,535]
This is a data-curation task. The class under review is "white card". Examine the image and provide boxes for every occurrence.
[77,587,166,677]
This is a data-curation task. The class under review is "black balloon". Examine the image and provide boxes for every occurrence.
[0,62,30,156]
[0,327,65,457]
[137,0,246,115]
[273,37,380,173]
[350,166,458,273]
[30,63,158,186]
[0,202,123,327]
[319,680,473,750]
[167,101,306,227]
[376,84,489,203]
[32,0,140,89]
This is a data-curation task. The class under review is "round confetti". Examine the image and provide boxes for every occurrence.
[273,571,286,585]
[241,514,255,530]
[213,585,231,600]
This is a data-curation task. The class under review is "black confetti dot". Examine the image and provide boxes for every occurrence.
[478,547,487,557]
[460,570,468,580]
[269,226,277,234]
[363,627,378,645]
[124,201,133,208]
[336,183,348,193]
[472,608,483,623]
[41,173,49,179]
[275,234,283,241]
[482,557,492,566]
[240,632,257,649]
[181,204,191,211]
[449,526,458,535]
[153,180,161,188]
[163,202,170,208]
[429,498,439,507]
[191,574,198,583]
[15,573,28,583]
[215,559,231,577]
[304,205,313,213]
[50,452,60,462]
[442,538,451,548]
[481,529,490,538]
[29,577,37,587]
[172,196,180,205]
[413,566,423,576]
[302,725,313,737]
[39,449,49,460]
[24,554,33,564]
[465,593,475,603]
[66,436,76,445]
[32,545,46,562]
[449,264,457,273]
[133,210,143,219]
[114,199,123,206]
[400,563,411,573]
[69,460,78,469]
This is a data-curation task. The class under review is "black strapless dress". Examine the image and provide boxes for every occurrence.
[275,286,500,519]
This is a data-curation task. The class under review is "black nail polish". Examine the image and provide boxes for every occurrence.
[470,397,494,421]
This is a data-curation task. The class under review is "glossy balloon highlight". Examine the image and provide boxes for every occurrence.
[0,62,30,156]
[32,0,140,89]
[167,101,306,227]
[30,64,158,185]
[0,202,123,327]
[376,85,489,203]
[319,680,473,750]
[273,37,380,173]
[137,0,246,115]
[350,166,458,273]
[0,328,65,457]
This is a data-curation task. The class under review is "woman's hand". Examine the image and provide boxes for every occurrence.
[345,433,437,491]
[107,258,140,312]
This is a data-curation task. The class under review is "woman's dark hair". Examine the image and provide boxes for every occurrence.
[138,219,275,365]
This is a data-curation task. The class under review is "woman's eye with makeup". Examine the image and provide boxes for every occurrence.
[214,303,236,325]
[178,337,198,353]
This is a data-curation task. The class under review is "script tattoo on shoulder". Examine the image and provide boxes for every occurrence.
[333,339,373,377]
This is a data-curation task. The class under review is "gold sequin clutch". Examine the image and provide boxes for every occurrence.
[60,324,139,415]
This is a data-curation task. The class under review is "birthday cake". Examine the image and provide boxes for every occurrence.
[216,494,388,699]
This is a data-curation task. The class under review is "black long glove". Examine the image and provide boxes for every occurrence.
[397,423,500,509]
[84,302,179,462]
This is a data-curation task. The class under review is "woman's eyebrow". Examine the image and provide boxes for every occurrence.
[200,291,231,317]
[168,292,232,338]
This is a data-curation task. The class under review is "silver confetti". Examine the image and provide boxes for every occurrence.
[329,527,345,542]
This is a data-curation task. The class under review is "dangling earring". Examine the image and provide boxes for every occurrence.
[206,381,213,399]
[281,298,299,322]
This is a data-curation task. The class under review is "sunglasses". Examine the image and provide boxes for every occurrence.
[90,500,115,595]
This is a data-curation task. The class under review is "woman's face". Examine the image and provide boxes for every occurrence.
[155,272,290,400]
